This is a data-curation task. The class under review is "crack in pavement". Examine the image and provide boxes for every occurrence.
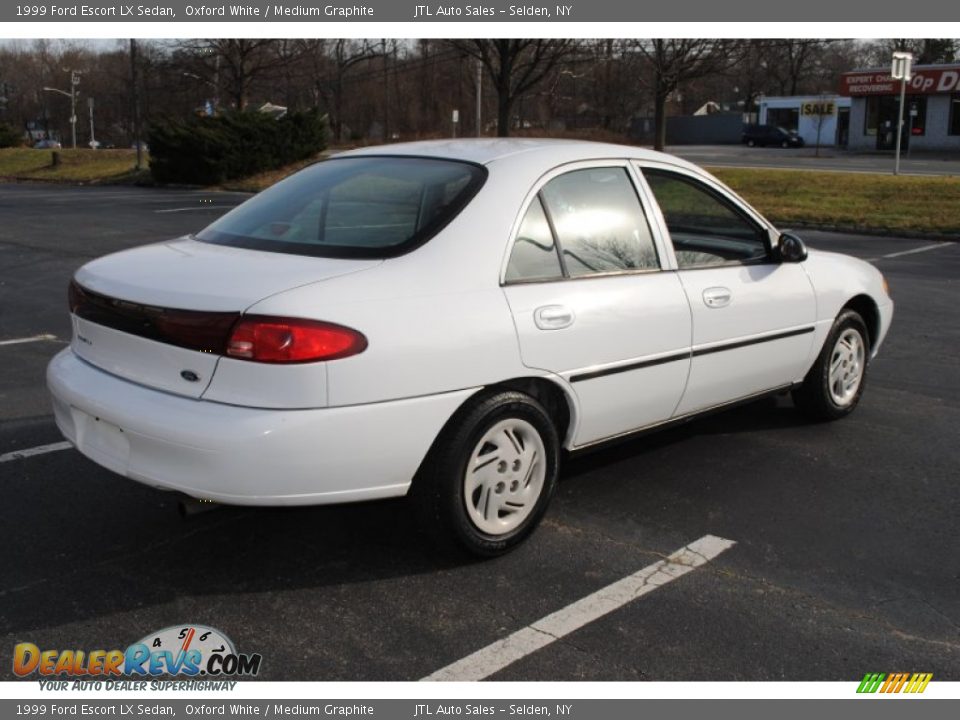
[542,514,960,654]
[0,509,252,600]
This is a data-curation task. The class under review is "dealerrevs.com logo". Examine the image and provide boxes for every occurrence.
[857,672,933,694]
[13,625,262,680]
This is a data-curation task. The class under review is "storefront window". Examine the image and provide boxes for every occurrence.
[951,94,960,135]
[864,95,926,136]
[906,96,927,136]
[767,107,799,132]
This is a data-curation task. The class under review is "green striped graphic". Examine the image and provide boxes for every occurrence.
[857,673,886,693]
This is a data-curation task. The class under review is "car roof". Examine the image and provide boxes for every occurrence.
[335,138,705,174]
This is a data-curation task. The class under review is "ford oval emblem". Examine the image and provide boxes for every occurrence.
[180,370,200,383]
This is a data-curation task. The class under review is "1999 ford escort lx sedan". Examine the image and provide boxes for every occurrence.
[47,139,893,555]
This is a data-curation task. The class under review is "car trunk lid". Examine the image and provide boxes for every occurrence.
[70,237,380,399]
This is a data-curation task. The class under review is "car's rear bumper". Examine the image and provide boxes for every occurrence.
[47,348,476,506]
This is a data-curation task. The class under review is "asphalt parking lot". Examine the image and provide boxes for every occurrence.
[0,183,958,681]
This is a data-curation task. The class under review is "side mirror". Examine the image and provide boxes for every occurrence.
[776,232,808,263]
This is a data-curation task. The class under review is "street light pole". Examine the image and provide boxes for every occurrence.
[42,78,79,149]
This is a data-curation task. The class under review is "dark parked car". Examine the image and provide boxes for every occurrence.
[742,124,805,148]
[33,139,62,150]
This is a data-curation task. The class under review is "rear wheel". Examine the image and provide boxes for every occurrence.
[792,310,869,421]
[781,140,790,148]
[412,390,560,557]
[747,139,756,147]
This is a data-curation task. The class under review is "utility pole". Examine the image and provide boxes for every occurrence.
[68,70,79,149]
[213,53,221,113]
[475,59,482,137]
[87,97,95,148]
[382,39,390,142]
[130,39,142,170]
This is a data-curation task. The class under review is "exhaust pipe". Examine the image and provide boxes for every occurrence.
[177,496,222,517]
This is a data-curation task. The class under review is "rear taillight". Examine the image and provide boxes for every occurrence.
[68,280,82,313]
[226,316,367,364]
[69,280,365,364]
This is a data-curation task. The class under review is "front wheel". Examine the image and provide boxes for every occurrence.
[792,310,870,421]
[412,391,560,557]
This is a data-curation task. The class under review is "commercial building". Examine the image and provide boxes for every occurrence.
[758,95,852,147]
[839,63,960,152]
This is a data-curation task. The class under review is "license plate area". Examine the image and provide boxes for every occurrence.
[74,409,130,475]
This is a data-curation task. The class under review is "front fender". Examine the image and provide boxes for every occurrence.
[799,249,894,369]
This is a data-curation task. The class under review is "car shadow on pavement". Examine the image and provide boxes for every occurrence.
[562,394,809,481]
[0,395,810,647]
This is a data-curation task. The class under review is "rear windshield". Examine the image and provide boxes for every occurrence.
[195,156,487,258]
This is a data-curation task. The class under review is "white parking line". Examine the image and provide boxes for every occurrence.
[421,534,736,682]
[0,441,73,464]
[870,243,952,261]
[154,206,235,213]
[0,334,59,347]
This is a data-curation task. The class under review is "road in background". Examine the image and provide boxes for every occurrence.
[671,144,960,176]
[1,184,957,681]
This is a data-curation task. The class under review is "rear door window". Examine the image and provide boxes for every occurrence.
[539,167,659,278]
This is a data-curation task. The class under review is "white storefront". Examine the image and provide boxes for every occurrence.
[758,96,852,147]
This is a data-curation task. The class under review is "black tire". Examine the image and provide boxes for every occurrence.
[746,139,756,147]
[411,390,560,557]
[792,309,870,421]
[781,140,790,148]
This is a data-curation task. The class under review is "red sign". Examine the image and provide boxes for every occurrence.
[840,65,960,96]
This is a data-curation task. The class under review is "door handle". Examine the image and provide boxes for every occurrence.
[534,305,575,330]
[702,287,732,308]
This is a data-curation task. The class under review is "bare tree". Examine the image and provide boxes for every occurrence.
[633,39,743,151]
[445,40,578,136]
[763,39,829,96]
[879,39,958,65]
[297,39,380,141]
[179,39,290,110]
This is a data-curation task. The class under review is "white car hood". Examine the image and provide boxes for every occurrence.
[74,236,381,311]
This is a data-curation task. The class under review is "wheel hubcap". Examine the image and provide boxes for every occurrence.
[828,328,865,406]
[464,418,546,536]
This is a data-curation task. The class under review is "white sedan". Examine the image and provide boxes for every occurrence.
[47,139,893,555]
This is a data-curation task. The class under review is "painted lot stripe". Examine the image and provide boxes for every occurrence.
[0,334,59,347]
[0,441,73,464]
[422,534,736,682]
[870,242,952,261]
[154,206,237,213]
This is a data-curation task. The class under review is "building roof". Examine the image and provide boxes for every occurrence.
[845,62,960,74]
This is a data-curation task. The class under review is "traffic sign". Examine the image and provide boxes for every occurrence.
[891,52,913,81]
